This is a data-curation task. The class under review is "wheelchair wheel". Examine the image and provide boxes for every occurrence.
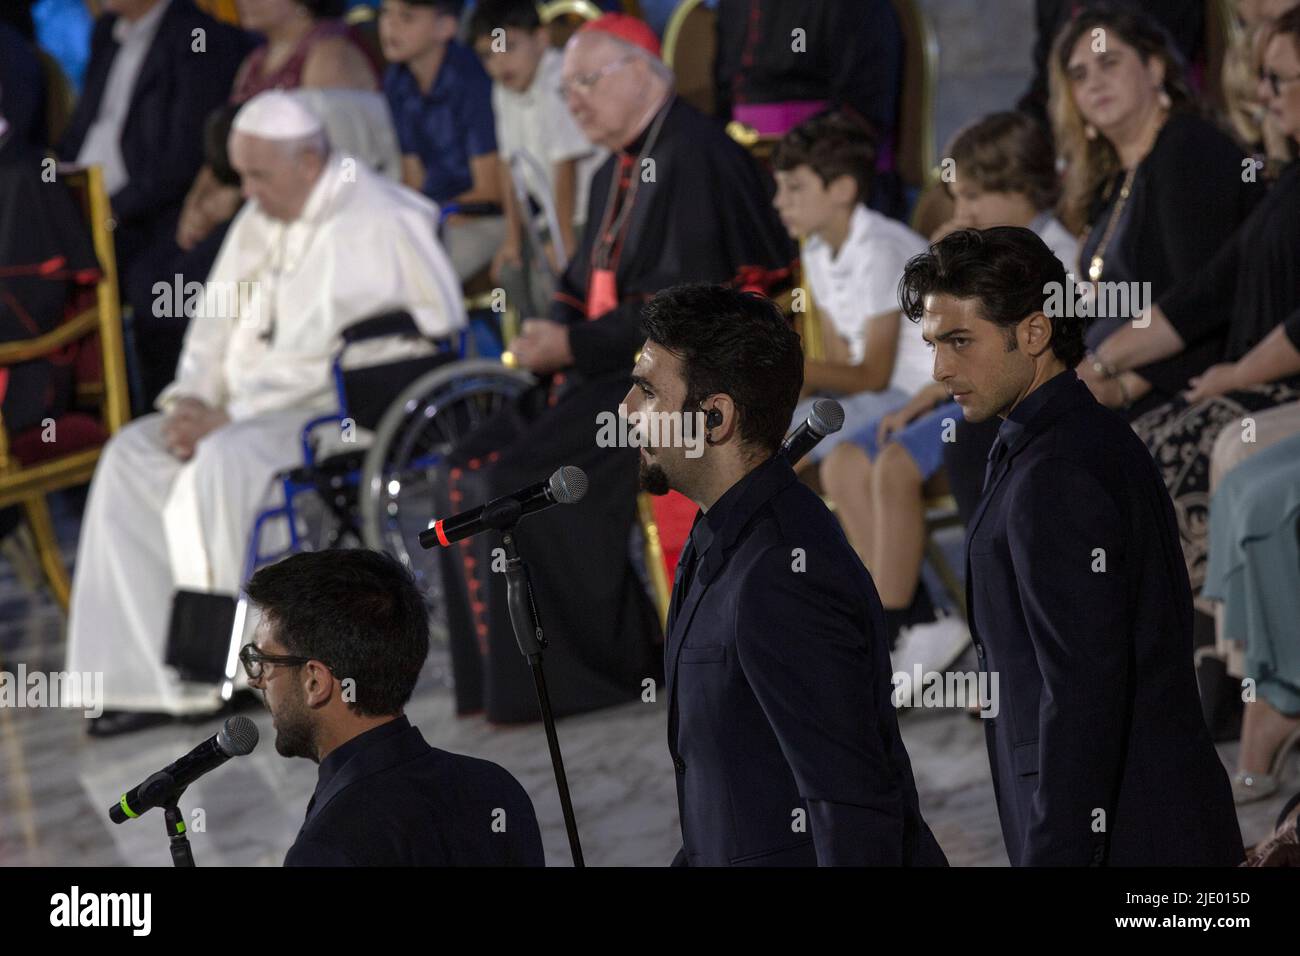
[357,359,535,642]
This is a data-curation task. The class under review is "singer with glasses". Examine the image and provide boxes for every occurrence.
[625,283,947,867]
[241,548,544,866]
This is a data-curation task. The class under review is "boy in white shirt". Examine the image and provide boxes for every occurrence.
[772,111,932,464]
[471,0,602,316]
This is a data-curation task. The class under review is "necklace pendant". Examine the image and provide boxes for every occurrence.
[1088,256,1104,283]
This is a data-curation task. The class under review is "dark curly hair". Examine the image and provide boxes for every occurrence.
[899,227,1085,368]
[245,549,430,717]
[772,109,878,206]
[641,283,803,457]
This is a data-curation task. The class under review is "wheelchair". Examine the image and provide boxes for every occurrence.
[239,307,535,648]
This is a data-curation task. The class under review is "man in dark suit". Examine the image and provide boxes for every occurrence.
[240,549,544,866]
[0,20,46,151]
[625,283,947,866]
[58,0,251,296]
[911,226,1242,865]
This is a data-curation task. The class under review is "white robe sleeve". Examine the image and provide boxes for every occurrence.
[357,183,466,339]
[154,207,255,413]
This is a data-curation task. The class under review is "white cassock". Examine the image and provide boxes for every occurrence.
[66,154,465,714]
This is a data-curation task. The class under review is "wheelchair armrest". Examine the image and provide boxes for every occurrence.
[439,201,503,220]
[340,310,421,344]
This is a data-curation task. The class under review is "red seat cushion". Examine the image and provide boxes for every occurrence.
[650,490,698,579]
[9,411,108,466]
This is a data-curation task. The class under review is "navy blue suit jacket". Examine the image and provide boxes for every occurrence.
[666,454,948,866]
[58,0,251,229]
[284,719,544,866]
[966,371,1243,866]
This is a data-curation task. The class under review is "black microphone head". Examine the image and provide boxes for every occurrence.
[217,715,259,757]
[549,465,588,505]
[810,399,845,437]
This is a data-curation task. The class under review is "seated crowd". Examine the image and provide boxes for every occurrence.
[1,0,1299,855]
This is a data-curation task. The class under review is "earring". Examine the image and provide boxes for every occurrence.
[1157,87,1172,110]
[1084,123,1098,141]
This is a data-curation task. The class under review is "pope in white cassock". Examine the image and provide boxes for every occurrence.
[66,91,464,736]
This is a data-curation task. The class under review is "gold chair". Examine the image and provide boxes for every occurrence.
[922,492,966,619]
[662,0,716,117]
[195,0,241,24]
[0,166,130,610]
[540,0,603,47]
[889,0,940,194]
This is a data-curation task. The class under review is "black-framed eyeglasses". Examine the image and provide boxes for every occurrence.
[1260,68,1300,96]
[239,643,316,680]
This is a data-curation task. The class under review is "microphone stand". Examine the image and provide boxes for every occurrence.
[127,771,196,866]
[499,525,585,868]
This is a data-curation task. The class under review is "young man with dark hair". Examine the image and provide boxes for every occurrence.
[379,0,504,280]
[909,227,1241,866]
[626,282,947,867]
[242,548,544,866]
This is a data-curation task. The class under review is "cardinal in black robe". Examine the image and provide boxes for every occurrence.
[438,17,795,723]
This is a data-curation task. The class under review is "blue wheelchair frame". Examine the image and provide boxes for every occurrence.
[240,324,471,586]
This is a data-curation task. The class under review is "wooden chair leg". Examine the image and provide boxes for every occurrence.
[20,495,70,610]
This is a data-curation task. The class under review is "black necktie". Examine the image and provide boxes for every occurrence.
[672,543,701,621]
[983,435,1008,493]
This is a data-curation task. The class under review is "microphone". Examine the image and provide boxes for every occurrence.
[781,398,845,465]
[109,716,259,823]
[420,465,588,548]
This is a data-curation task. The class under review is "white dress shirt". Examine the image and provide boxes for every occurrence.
[75,0,172,195]
[803,203,932,394]
[491,47,604,229]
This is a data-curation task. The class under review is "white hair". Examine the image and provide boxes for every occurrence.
[576,30,675,88]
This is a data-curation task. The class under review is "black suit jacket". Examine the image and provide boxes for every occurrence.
[666,454,948,866]
[965,371,1243,866]
[58,0,251,229]
[284,718,545,866]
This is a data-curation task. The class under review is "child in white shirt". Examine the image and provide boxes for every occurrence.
[772,111,931,465]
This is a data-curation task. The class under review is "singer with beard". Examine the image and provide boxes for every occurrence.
[626,283,947,866]
[241,549,544,866]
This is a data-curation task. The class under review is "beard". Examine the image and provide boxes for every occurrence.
[271,689,316,759]
[638,458,671,496]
